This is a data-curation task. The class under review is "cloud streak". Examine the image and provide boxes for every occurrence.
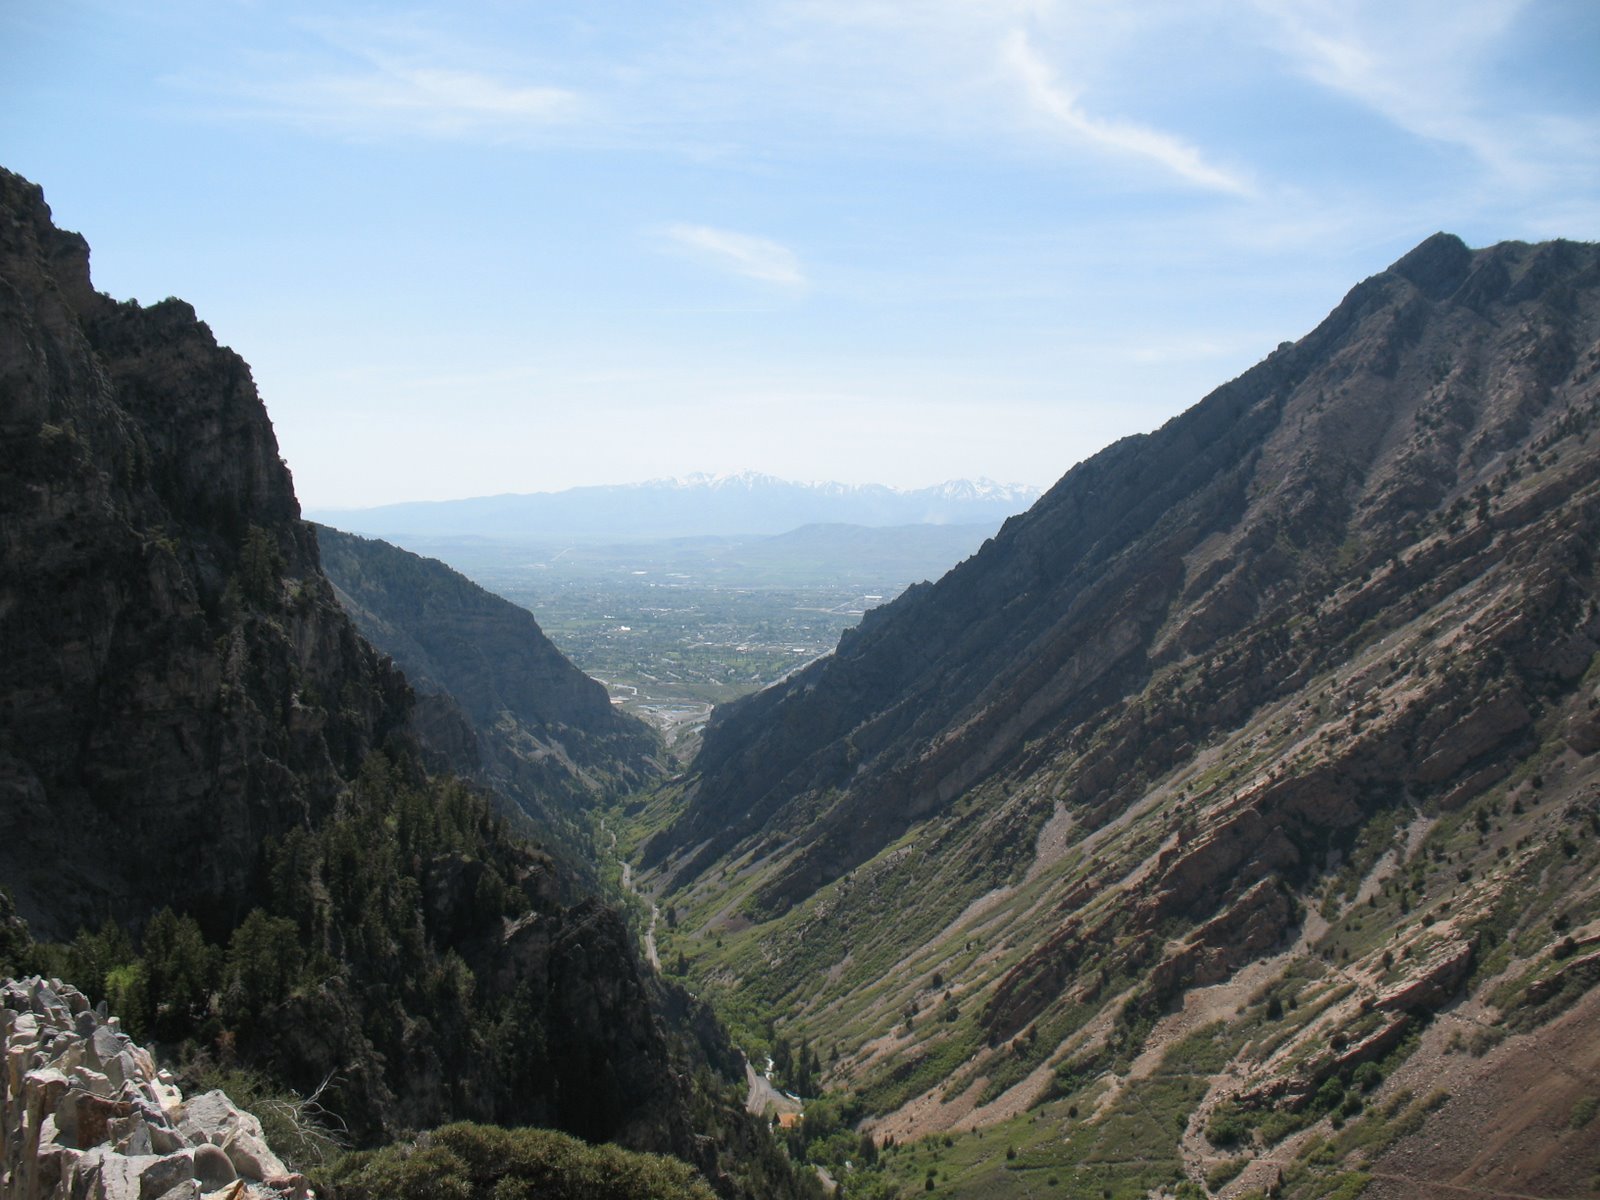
[243,61,578,138]
[1000,30,1253,196]
[665,224,807,286]
[1255,0,1595,190]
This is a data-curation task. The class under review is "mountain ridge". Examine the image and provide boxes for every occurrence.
[644,232,1600,906]
[313,523,667,868]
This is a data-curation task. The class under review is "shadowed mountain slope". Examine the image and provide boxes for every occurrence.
[0,169,408,940]
[315,524,665,854]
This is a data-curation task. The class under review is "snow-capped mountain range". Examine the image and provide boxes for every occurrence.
[309,472,1044,540]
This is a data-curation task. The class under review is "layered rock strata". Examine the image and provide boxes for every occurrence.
[647,234,1600,919]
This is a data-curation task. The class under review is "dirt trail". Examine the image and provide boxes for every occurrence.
[1171,910,1332,1190]
[1364,1174,1583,1200]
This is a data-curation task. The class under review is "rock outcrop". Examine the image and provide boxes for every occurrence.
[1,976,305,1200]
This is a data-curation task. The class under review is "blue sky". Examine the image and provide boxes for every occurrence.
[4,1,1597,507]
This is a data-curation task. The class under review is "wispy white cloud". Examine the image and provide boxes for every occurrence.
[170,10,583,144]
[1255,0,1596,189]
[220,58,580,139]
[1000,30,1253,196]
[665,224,807,286]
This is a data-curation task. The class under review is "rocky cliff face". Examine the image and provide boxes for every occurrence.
[313,525,665,856]
[634,234,1600,1198]
[0,168,414,941]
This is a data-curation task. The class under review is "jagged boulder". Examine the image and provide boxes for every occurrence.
[1,977,309,1200]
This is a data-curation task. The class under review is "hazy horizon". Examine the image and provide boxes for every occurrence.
[4,2,1596,508]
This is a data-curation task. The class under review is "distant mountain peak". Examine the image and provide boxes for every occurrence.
[650,470,782,489]
[927,477,1037,501]
[646,470,1039,497]
[309,472,1044,540]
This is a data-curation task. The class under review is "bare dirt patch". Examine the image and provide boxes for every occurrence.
[1024,803,1077,882]
[1362,986,1600,1200]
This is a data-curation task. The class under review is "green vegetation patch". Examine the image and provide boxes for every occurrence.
[1206,1156,1250,1190]
[1208,1024,1408,1153]
[320,1122,716,1200]
[856,1025,985,1115]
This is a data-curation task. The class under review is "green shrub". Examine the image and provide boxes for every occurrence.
[1573,1097,1599,1130]
[1206,1156,1249,1189]
[321,1122,716,1200]
[1205,1104,1250,1148]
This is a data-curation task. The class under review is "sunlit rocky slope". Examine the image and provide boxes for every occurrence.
[636,233,1600,1198]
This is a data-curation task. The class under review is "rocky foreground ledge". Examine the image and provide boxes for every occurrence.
[2,977,308,1200]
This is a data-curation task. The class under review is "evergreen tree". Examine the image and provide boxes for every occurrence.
[143,907,218,1041]
[221,909,301,1031]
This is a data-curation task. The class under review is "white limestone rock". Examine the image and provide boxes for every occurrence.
[179,1092,288,1182]
[2,977,309,1200]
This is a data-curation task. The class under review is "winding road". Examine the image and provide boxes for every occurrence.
[744,1058,803,1118]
